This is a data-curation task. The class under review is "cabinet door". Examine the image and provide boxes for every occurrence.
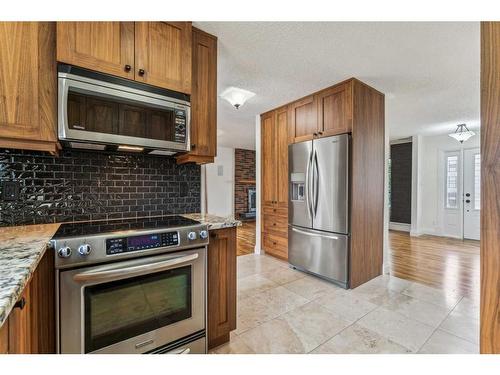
[207,228,236,349]
[0,22,57,152]
[57,22,135,79]
[276,107,289,207]
[316,82,352,137]
[261,112,277,207]
[135,22,192,94]
[0,319,8,354]
[8,286,31,354]
[289,95,317,143]
[177,28,217,164]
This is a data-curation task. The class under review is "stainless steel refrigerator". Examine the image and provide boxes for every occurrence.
[288,134,349,288]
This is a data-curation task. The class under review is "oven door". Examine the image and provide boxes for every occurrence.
[58,72,190,152]
[58,248,205,354]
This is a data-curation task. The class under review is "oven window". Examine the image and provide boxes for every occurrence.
[84,265,192,353]
[67,88,178,142]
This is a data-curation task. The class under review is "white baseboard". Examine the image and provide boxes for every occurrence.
[389,222,411,232]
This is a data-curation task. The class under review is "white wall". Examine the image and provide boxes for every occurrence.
[412,132,480,238]
[205,146,235,217]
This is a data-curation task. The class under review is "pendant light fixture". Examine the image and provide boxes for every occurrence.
[448,124,475,143]
[220,86,256,109]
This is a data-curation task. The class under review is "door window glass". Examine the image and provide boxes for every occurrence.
[445,154,459,209]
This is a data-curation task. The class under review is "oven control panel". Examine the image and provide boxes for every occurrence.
[106,231,179,255]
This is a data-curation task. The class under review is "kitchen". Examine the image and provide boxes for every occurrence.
[0,7,500,369]
[0,19,383,355]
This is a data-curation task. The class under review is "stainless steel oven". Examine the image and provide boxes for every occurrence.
[52,216,208,354]
[58,64,191,154]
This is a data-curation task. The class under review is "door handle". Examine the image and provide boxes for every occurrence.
[305,149,314,220]
[466,199,471,203]
[169,347,191,354]
[313,149,319,216]
[291,227,339,240]
[73,253,198,283]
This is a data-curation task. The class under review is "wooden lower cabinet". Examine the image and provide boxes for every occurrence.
[0,319,8,354]
[207,227,237,349]
[261,203,288,260]
[0,249,55,354]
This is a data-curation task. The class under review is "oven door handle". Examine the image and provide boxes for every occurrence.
[72,253,199,283]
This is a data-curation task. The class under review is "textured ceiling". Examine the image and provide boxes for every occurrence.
[194,22,480,150]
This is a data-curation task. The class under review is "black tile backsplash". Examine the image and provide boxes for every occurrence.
[0,149,201,226]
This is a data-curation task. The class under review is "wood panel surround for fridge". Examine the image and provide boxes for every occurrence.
[260,78,384,288]
[480,21,500,354]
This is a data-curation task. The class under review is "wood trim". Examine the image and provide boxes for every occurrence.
[175,154,214,165]
[480,21,500,354]
[0,139,60,154]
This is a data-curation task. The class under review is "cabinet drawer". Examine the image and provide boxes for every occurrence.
[262,233,288,260]
[263,214,288,236]
[263,205,288,217]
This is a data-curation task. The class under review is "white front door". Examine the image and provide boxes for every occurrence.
[463,148,480,240]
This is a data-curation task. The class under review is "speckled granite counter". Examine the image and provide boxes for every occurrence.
[182,213,241,230]
[0,223,60,328]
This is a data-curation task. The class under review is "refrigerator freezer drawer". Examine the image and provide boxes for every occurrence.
[288,226,349,288]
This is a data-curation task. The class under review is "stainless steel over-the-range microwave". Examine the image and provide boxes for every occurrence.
[58,64,191,155]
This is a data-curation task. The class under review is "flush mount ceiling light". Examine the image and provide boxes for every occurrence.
[220,86,256,109]
[448,124,475,143]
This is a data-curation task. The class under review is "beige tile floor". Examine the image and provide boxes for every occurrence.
[210,253,480,354]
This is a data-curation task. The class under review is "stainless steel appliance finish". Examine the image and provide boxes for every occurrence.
[288,134,350,288]
[58,64,191,154]
[52,216,208,354]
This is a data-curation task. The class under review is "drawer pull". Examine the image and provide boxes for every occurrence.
[14,297,26,310]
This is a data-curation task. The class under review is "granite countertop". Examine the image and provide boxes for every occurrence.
[0,223,60,328]
[182,213,241,230]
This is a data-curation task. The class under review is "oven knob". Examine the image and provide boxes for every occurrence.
[57,246,72,258]
[187,231,197,240]
[78,244,92,257]
[199,230,208,239]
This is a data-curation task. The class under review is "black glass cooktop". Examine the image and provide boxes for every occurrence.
[53,215,200,238]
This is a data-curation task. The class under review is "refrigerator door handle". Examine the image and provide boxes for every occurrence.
[313,149,319,216]
[305,149,314,220]
[291,227,339,240]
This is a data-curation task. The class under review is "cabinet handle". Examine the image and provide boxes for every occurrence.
[210,233,218,239]
[191,144,197,150]
[313,132,318,136]
[273,223,276,226]
[14,297,26,310]
[138,69,145,76]
[124,64,132,72]
[318,131,323,135]
[273,242,277,245]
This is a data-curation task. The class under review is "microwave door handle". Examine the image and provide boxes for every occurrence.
[72,253,199,283]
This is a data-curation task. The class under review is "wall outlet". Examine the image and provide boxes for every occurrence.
[1,181,20,201]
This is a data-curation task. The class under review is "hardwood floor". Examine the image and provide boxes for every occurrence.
[237,221,256,256]
[388,231,480,299]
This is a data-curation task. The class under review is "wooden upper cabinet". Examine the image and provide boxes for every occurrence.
[275,107,289,207]
[289,95,317,143]
[261,112,277,207]
[135,22,192,94]
[0,22,58,154]
[316,82,352,136]
[176,27,217,165]
[57,22,135,79]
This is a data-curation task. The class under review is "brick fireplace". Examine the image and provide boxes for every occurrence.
[234,148,256,220]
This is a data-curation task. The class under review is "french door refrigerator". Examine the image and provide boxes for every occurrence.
[288,134,349,288]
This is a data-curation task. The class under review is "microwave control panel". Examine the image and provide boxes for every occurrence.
[174,110,187,143]
[106,231,179,255]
